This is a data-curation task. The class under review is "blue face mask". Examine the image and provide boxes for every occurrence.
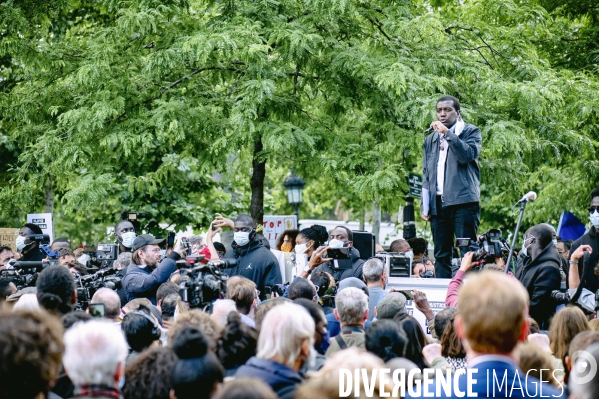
[234,232,251,246]
[316,330,331,355]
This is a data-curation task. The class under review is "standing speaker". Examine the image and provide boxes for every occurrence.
[352,230,375,260]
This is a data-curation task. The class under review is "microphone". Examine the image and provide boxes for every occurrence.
[516,191,537,204]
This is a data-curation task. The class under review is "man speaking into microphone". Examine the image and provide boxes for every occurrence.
[421,96,482,278]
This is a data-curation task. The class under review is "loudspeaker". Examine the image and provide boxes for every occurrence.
[352,230,375,261]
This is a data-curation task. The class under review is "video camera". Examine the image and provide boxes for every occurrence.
[2,259,52,289]
[121,210,153,232]
[176,254,236,309]
[376,252,414,278]
[74,267,122,310]
[456,228,508,269]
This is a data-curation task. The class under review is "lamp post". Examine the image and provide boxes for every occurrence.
[284,168,305,224]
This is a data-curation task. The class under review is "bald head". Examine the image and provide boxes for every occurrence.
[91,288,121,320]
[390,239,410,253]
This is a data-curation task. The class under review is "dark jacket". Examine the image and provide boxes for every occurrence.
[224,239,282,297]
[421,123,482,216]
[516,244,562,330]
[312,247,365,282]
[569,226,599,292]
[235,357,302,399]
[21,247,47,262]
[122,252,179,305]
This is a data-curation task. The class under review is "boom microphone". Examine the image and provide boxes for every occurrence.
[516,191,537,204]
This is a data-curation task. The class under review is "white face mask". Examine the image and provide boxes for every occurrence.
[294,243,308,255]
[159,249,166,260]
[15,235,27,252]
[120,232,136,248]
[552,238,558,247]
[590,210,599,228]
[328,239,345,249]
[234,232,251,246]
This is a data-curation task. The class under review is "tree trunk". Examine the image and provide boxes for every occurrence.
[250,136,266,225]
[372,200,381,244]
[44,176,54,214]
[359,202,365,231]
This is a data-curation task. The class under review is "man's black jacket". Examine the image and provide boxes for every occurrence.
[569,226,599,292]
[224,238,282,296]
[516,244,562,330]
[312,247,365,282]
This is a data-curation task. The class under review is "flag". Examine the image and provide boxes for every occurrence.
[557,212,587,241]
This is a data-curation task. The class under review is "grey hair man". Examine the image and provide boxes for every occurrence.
[62,319,128,397]
[235,302,315,399]
[325,287,368,357]
[362,258,387,322]
[91,288,122,323]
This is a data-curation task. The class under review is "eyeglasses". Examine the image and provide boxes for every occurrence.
[589,206,599,214]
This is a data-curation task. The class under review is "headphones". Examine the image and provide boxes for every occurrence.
[127,310,161,340]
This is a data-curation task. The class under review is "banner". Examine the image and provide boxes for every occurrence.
[262,215,298,249]
[387,277,450,337]
[27,213,54,243]
[0,228,20,252]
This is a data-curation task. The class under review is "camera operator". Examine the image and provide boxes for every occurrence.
[213,213,282,298]
[0,246,14,270]
[16,223,46,262]
[123,234,186,305]
[115,220,136,254]
[515,224,562,331]
[302,226,365,283]
[57,248,76,266]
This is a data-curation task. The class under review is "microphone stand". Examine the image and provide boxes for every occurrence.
[504,201,528,274]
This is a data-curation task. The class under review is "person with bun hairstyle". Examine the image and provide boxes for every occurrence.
[170,326,225,399]
[297,225,330,279]
[299,225,365,282]
[36,265,77,315]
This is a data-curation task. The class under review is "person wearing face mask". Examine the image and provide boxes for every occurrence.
[16,223,47,262]
[213,213,281,299]
[301,226,365,283]
[276,229,299,252]
[515,224,562,331]
[114,220,136,255]
[567,188,599,291]
[122,234,187,305]
[294,225,328,279]
[294,298,329,373]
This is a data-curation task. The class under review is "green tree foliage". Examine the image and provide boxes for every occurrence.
[0,0,598,242]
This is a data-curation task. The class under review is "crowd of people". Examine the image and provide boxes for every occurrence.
[3,95,599,398]
[0,199,599,399]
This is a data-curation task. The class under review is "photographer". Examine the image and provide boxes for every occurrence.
[0,246,14,269]
[123,234,186,305]
[16,223,46,262]
[115,219,136,254]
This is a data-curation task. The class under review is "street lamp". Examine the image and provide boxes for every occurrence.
[284,168,305,223]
